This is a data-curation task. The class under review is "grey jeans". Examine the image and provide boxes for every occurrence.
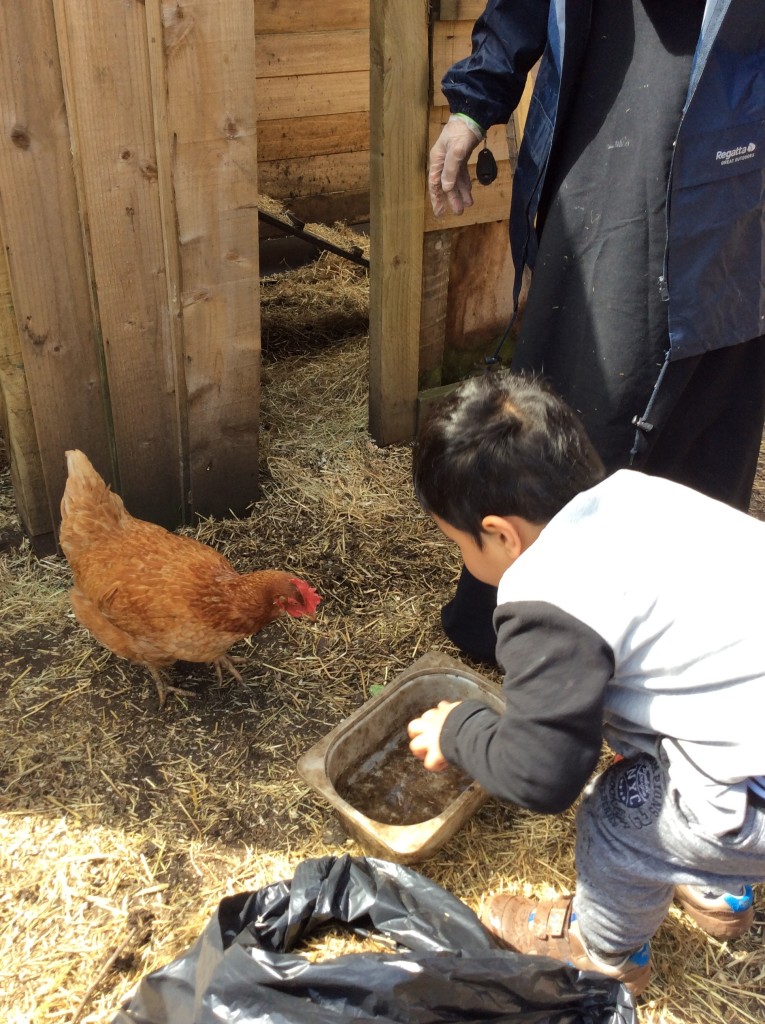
[573,754,765,955]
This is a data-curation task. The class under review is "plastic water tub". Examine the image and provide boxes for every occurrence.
[297,651,505,863]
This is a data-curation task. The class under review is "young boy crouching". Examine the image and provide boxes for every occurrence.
[408,370,763,996]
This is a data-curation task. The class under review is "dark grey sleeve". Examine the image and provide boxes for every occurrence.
[439,600,614,814]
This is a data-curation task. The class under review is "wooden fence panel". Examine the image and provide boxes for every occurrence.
[53,0,183,525]
[256,73,370,123]
[253,0,370,222]
[438,1,487,20]
[0,250,52,545]
[257,112,370,162]
[153,0,261,517]
[0,0,263,546]
[0,0,112,547]
[253,1,369,34]
[255,30,369,79]
[431,20,474,96]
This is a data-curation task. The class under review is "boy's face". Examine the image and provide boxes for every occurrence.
[433,515,517,587]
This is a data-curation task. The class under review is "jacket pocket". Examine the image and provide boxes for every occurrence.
[672,119,765,189]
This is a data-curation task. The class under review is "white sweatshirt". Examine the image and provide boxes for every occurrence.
[440,470,765,836]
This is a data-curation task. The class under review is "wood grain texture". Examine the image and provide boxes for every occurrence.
[153,0,261,518]
[259,150,371,203]
[444,220,514,354]
[0,0,111,537]
[418,231,452,384]
[0,244,53,544]
[257,72,369,121]
[431,20,474,102]
[53,0,183,526]
[252,1,371,212]
[257,112,370,163]
[435,1,486,22]
[368,0,430,444]
[256,29,369,78]
[254,0,369,34]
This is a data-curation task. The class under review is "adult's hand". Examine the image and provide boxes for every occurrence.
[428,116,482,217]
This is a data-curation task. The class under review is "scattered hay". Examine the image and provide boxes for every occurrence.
[0,243,763,1024]
[259,200,370,357]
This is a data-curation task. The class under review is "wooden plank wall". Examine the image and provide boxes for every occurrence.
[369,0,533,444]
[254,0,371,226]
[0,0,261,551]
[0,0,112,549]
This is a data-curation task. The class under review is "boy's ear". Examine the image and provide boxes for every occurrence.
[481,514,524,558]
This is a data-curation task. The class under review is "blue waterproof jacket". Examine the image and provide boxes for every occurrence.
[442,0,765,360]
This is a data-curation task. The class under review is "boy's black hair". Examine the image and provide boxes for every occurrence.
[412,370,606,543]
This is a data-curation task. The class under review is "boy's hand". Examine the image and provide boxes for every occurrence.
[407,701,461,771]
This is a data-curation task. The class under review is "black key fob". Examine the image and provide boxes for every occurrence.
[476,145,498,185]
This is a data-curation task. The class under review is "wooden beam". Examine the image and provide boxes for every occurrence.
[369,0,429,444]
[418,231,452,387]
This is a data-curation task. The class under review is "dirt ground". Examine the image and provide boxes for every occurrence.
[1,305,764,1024]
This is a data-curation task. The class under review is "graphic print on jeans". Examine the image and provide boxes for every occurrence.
[603,757,664,831]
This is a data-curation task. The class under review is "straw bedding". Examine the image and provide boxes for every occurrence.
[0,224,763,1024]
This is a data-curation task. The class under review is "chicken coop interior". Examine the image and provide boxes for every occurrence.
[0,0,527,556]
[1,3,764,1024]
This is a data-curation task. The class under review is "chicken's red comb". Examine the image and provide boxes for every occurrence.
[288,577,322,616]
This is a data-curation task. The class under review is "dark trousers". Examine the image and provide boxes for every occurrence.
[442,338,765,665]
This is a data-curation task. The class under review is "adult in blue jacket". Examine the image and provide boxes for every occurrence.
[429,0,765,664]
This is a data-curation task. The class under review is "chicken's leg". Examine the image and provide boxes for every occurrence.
[213,656,245,686]
[148,666,197,709]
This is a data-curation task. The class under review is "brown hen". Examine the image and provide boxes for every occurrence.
[59,449,321,707]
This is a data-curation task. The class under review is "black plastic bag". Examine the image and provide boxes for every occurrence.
[112,854,637,1024]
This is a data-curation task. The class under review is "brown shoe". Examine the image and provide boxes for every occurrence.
[480,893,651,997]
[675,884,754,939]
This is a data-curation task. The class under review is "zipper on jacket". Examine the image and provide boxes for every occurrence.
[659,129,681,307]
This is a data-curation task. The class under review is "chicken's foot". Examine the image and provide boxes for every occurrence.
[148,667,196,709]
[213,656,246,687]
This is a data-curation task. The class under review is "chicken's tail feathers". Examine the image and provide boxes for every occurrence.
[60,449,126,522]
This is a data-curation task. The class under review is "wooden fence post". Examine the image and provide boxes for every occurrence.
[368,0,429,445]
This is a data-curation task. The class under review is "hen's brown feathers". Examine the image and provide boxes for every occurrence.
[59,450,320,700]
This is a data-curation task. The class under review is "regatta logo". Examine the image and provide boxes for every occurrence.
[716,142,757,166]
